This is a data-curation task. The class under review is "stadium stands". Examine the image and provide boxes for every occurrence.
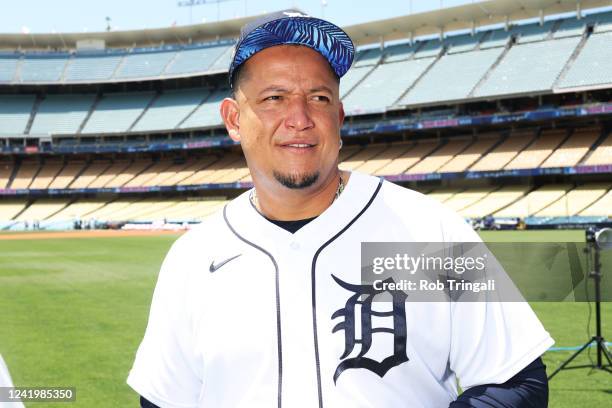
[87,161,130,188]
[29,95,95,135]
[28,161,63,189]
[132,89,207,132]
[9,160,39,189]
[0,95,36,135]
[179,89,227,129]
[469,133,534,171]
[583,132,612,165]
[494,185,571,217]
[580,188,612,216]
[48,162,85,189]
[441,188,496,212]
[540,127,599,167]
[0,160,13,188]
[19,55,68,82]
[460,186,527,217]
[344,57,435,113]
[165,44,232,75]
[64,53,123,82]
[438,137,498,173]
[82,92,155,134]
[474,37,581,97]
[535,184,609,217]
[401,47,503,105]
[406,139,471,174]
[114,51,177,79]
[0,55,18,82]
[503,130,566,170]
[557,32,612,89]
[1,9,611,232]
[13,198,68,221]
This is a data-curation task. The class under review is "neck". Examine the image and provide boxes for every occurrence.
[252,169,347,221]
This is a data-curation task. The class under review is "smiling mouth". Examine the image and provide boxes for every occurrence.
[284,143,315,148]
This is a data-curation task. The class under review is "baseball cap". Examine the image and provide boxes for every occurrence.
[228,10,355,88]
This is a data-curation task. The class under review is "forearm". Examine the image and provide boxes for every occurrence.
[450,357,548,408]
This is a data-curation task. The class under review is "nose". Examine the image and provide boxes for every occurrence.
[284,97,314,132]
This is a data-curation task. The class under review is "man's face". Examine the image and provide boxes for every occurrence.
[223,45,345,190]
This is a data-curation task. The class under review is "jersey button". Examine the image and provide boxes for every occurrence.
[290,241,300,250]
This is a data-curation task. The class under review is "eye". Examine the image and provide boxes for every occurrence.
[264,95,282,101]
[312,95,331,102]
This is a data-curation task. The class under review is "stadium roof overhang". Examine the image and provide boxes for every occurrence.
[0,0,609,50]
[345,0,612,44]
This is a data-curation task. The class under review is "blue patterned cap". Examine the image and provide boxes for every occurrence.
[229,10,355,88]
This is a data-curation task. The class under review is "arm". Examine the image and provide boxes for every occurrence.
[450,357,548,408]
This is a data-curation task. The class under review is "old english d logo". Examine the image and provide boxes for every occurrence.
[331,275,409,384]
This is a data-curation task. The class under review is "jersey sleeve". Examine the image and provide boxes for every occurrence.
[438,205,555,389]
[127,236,202,408]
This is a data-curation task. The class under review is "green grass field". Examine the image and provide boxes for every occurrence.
[0,230,610,407]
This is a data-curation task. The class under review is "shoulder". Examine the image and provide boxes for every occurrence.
[365,175,479,241]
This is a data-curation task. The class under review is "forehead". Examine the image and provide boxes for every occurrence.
[241,45,338,85]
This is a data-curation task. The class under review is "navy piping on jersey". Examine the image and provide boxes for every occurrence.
[311,178,384,408]
[223,205,283,408]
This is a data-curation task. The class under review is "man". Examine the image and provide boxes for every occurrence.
[128,11,553,407]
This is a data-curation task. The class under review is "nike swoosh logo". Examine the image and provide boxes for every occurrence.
[209,254,242,273]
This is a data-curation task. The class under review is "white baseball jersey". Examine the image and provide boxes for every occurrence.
[0,354,25,408]
[128,171,554,408]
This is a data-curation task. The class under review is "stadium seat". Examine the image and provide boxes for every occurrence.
[582,132,612,165]
[460,186,527,217]
[82,92,155,134]
[557,32,612,89]
[579,188,612,216]
[69,161,112,189]
[29,94,95,135]
[504,130,566,170]
[540,127,599,167]
[401,47,503,105]
[359,144,414,175]
[132,89,207,132]
[0,95,36,135]
[441,188,496,212]
[29,161,64,189]
[406,139,471,174]
[0,160,15,188]
[494,185,571,217]
[344,57,436,113]
[19,56,68,82]
[536,184,609,217]
[474,37,581,96]
[48,162,86,189]
[165,44,233,75]
[0,200,28,221]
[64,53,123,82]
[9,160,39,189]
[115,51,176,79]
[87,161,131,188]
[0,55,19,82]
[179,89,228,129]
[339,66,373,98]
[339,145,387,172]
[470,133,534,171]
[438,137,498,173]
[14,198,69,221]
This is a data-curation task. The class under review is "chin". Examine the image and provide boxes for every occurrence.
[273,170,320,190]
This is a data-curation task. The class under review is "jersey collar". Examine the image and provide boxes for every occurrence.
[224,171,382,253]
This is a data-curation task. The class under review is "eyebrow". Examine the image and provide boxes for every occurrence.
[258,85,334,95]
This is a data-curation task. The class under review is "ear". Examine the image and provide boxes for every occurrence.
[220,97,241,142]
[338,102,345,127]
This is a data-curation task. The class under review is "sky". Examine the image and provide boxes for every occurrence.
[0,0,480,34]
